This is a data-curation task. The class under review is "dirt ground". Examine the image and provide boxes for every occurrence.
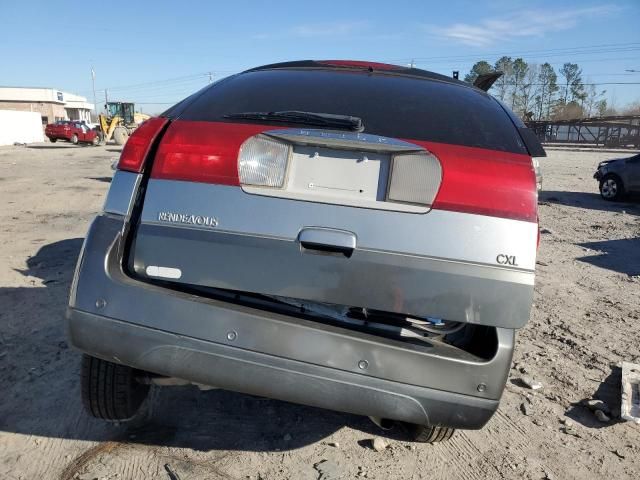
[1,142,639,480]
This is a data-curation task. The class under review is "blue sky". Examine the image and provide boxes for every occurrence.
[1,0,639,113]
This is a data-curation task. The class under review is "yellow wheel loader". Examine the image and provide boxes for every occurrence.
[98,102,150,145]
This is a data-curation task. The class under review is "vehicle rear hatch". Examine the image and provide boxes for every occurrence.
[126,62,540,329]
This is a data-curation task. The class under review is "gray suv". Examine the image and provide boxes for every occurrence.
[594,153,640,200]
[68,60,543,442]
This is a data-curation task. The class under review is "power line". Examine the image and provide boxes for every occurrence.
[497,82,640,86]
[384,42,640,64]
[80,44,640,97]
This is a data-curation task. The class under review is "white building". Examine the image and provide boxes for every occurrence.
[0,87,94,125]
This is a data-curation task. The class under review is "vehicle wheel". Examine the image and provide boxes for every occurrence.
[92,135,100,146]
[81,354,150,421]
[71,134,79,145]
[599,174,624,201]
[400,423,456,443]
[49,138,57,143]
[113,126,129,145]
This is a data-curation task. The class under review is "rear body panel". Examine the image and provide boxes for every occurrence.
[68,213,515,428]
[133,179,536,329]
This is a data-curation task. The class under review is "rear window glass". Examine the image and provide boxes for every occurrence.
[178,69,527,154]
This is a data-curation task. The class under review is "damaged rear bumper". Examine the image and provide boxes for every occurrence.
[67,214,517,429]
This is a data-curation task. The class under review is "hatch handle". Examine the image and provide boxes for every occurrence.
[297,227,356,258]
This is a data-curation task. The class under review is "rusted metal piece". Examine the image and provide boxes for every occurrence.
[526,115,640,148]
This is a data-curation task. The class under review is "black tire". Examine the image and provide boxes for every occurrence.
[401,423,456,443]
[81,354,150,421]
[92,135,100,146]
[599,174,624,201]
[71,133,79,145]
[113,126,129,145]
[49,138,57,143]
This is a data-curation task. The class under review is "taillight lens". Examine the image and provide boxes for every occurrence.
[238,136,291,188]
[426,142,537,223]
[387,152,442,206]
[117,117,168,173]
[151,120,277,185]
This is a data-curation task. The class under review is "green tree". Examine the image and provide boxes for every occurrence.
[559,63,584,104]
[535,63,558,120]
[464,61,494,84]
[493,56,513,102]
[510,58,528,110]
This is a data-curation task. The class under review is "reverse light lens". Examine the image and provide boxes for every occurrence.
[387,152,442,206]
[238,135,291,187]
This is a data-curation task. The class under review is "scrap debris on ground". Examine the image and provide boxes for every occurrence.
[0,144,639,479]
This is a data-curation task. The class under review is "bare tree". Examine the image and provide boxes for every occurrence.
[583,83,607,118]
[622,101,640,115]
[596,99,608,116]
[516,64,539,118]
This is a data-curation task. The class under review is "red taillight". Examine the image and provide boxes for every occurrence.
[151,120,284,185]
[317,60,401,71]
[117,117,168,173]
[416,141,538,223]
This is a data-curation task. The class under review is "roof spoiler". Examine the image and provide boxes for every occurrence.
[473,72,503,91]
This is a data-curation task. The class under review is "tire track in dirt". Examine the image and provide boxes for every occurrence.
[59,441,120,480]
[59,437,238,480]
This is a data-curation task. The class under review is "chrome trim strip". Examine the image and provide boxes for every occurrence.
[265,128,426,153]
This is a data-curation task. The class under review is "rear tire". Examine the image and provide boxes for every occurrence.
[401,423,456,443]
[92,135,100,146]
[71,134,78,145]
[81,354,150,421]
[49,138,57,143]
[599,174,624,201]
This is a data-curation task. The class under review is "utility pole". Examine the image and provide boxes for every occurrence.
[104,89,109,113]
[409,59,415,69]
[91,65,97,120]
[208,72,213,83]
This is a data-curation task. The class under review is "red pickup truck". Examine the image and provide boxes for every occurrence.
[45,121,100,145]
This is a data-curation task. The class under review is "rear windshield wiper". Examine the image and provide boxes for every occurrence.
[223,110,364,132]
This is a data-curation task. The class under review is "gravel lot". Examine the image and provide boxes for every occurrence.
[1,142,639,479]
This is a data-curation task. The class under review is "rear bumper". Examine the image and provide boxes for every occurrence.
[68,309,499,429]
[67,214,516,429]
